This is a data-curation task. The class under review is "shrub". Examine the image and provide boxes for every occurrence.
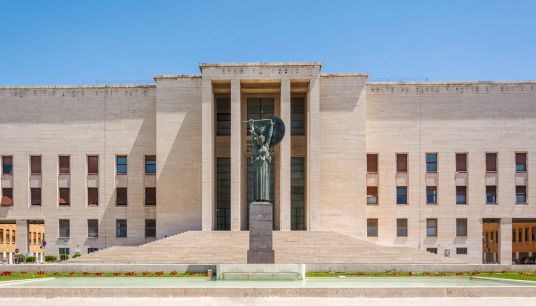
[25,256,36,263]
[17,255,26,263]
[72,253,81,258]
[59,254,69,261]
[45,255,57,262]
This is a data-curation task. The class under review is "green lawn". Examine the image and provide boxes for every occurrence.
[305,271,536,281]
[0,271,208,281]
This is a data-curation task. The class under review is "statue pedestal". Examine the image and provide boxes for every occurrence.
[247,202,274,264]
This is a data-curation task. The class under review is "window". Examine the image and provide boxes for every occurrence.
[426,186,437,204]
[513,229,516,242]
[426,153,437,173]
[367,186,378,205]
[367,154,378,173]
[116,219,127,237]
[116,188,128,206]
[59,219,70,238]
[145,155,156,174]
[291,157,305,230]
[216,158,230,230]
[486,186,497,204]
[486,153,497,172]
[397,218,408,237]
[30,156,41,174]
[456,186,467,204]
[87,219,98,238]
[396,154,408,172]
[88,248,99,253]
[216,97,231,136]
[59,188,70,206]
[456,218,468,237]
[87,155,99,174]
[456,153,467,172]
[59,248,70,255]
[116,155,127,174]
[291,97,305,135]
[396,186,407,205]
[2,156,13,174]
[145,219,156,238]
[516,153,527,172]
[426,218,437,237]
[426,248,438,254]
[367,219,378,237]
[516,186,527,204]
[456,248,468,255]
[88,188,98,206]
[59,156,70,174]
[145,187,156,206]
[1,188,13,206]
[31,188,41,205]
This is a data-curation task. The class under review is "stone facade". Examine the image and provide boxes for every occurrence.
[0,63,535,264]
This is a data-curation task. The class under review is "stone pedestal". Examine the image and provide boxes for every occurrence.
[247,202,274,264]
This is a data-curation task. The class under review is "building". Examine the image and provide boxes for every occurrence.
[0,62,535,264]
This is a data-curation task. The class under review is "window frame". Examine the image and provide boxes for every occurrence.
[116,187,128,206]
[396,153,408,173]
[2,156,13,175]
[145,219,156,238]
[366,154,378,173]
[425,153,437,173]
[59,219,70,238]
[426,218,438,237]
[1,188,13,206]
[145,155,156,174]
[59,188,70,206]
[516,152,527,173]
[456,153,468,172]
[116,219,127,238]
[456,186,467,205]
[87,219,99,238]
[367,218,378,237]
[485,152,497,172]
[30,188,41,206]
[58,155,70,174]
[87,155,99,175]
[426,186,437,205]
[456,218,468,237]
[367,186,379,205]
[145,187,156,206]
[30,155,41,175]
[516,186,527,204]
[396,186,408,205]
[396,218,408,237]
[87,187,99,206]
[115,155,128,175]
[486,185,497,204]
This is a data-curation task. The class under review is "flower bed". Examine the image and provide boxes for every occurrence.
[0,271,208,281]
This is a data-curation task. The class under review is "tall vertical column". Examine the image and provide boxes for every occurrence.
[230,79,242,231]
[307,75,320,231]
[201,78,215,231]
[279,78,291,231]
[15,220,28,255]
[499,218,513,264]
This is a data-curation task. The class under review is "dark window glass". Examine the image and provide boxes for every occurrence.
[367,154,378,173]
[456,218,468,236]
[367,186,378,205]
[396,186,407,205]
[216,98,231,136]
[59,188,70,205]
[516,153,527,172]
[456,186,467,204]
[216,158,230,230]
[486,153,497,172]
[397,218,408,237]
[145,155,156,174]
[59,156,70,174]
[116,188,127,206]
[145,188,156,206]
[87,156,99,174]
[456,248,468,255]
[397,154,408,172]
[59,248,70,255]
[59,219,70,238]
[2,156,13,174]
[87,219,98,238]
[367,219,378,237]
[291,97,305,135]
[426,153,437,172]
[427,248,438,254]
[291,157,305,230]
[516,186,527,204]
[426,219,437,237]
[145,219,156,238]
[88,248,99,253]
[88,188,98,205]
[513,229,516,242]
[426,186,437,204]
[116,219,127,237]
[31,188,41,205]
[456,153,467,172]
[486,186,497,204]
[247,98,274,122]
[116,155,127,174]
[30,156,41,174]
[1,188,13,206]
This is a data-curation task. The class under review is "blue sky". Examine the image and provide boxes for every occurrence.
[1,0,535,85]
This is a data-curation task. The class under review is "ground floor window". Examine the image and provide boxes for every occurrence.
[87,248,99,253]
[291,157,305,230]
[216,158,230,230]
[59,248,69,255]
[456,247,468,255]
[426,248,437,254]
[145,219,156,238]
[116,219,127,237]
[367,219,378,237]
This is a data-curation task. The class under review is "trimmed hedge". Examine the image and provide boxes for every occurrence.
[59,254,69,261]
[25,256,36,263]
[45,255,57,262]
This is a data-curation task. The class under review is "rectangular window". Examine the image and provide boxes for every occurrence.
[88,248,99,253]
[145,187,156,206]
[216,158,231,230]
[396,186,407,205]
[456,218,468,237]
[2,156,13,174]
[426,248,438,254]
[367,154,378,173]
[31,188,41,205]
[216,97,231,136]
[87,219,98,238]
[426,218,438,237]
[456,247,468,255]
[486,186,497,204]
[30,156,41,174]
[367,219,378,237]
[396,154,408,172]
[513,229,516,242]
[145,155,156,174]
[59,188,70,206]
[116,219,127,237]
[291,97,306,135]
[59,248,70,255]
[116,155,127,174]
[426,186,437,204]
[87,155,98,174]
[516,186,527,204]
[486,153,497,172]
[59,156,70,174]
[145,219,156,238]
[367,186,378,205]
[88,188,98,206]
[1,188,13,206]
[397,218,408,237]
[291,157,305,230]
[426,153,437,173]
[116,188,127,206]
[516,153,527,172]
[456,153,467,172]
[59,219,70,238]
[456,186,467,204]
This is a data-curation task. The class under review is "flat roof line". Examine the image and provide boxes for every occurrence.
[0,84,156,90]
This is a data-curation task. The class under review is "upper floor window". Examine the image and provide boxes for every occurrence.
[87,155,99,174]
[426,153,437,173]
[456,153,467,172]
[247,98,274,121]
[396,186,407,205]
[116,188,127,206]
[87,219,98,238]
[116,155,128,174]
[397,218,408,237]
[456,218,468,237]
[426,218,438,237]
[216,98,231,136]
[2,156,13,175]
[397,154,408,172]
[426,186,437,204]
[367,186,378,205]
[59,188,70,206]
[367,154,378,173]
[31,188,41,205]
[486,185,497,204]
[145,219,156,238]
[516,186,527,204]
[88,188,98,206]
[59,219,70,238]
[30,156,41,174]
[1,188,13,206]
[59,156,70,174]
[291,97,305,135]
[116,219,127,237]
[456,186,467,204]
[516,153,527,172]
[145,187,156,206]
[145,155,156,174]
[367,219,378,237]
[486,153,497,172]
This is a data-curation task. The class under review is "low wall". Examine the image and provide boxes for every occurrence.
[0,263,213,273]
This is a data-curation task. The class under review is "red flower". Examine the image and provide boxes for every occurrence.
[155,271,163,276]
[53,272,59,276]
[94,272,103,277]
[408,272,414,276]
[113,272,121,277]
[143,271,150,276]
[21,272,28,275]
[170,270,177,276]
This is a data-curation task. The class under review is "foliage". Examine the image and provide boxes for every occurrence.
[59,254,69,261]
[44,255,57,262]
[24,256,36,263]
[72,253,81,258]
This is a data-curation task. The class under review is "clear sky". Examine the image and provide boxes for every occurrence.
[1,0,535,85]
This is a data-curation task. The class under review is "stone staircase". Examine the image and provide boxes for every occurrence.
[69,231,463,264]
